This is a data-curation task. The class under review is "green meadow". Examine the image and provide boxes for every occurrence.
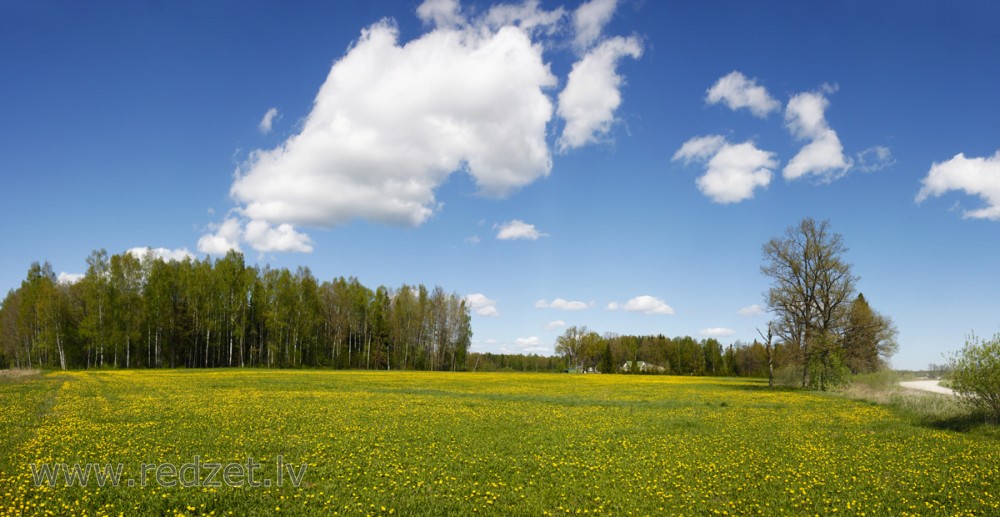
[1,370,997,516]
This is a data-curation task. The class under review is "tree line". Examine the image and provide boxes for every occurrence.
[549,327,789,376]
[0,250,471,371]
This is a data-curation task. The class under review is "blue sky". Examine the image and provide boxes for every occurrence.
[2,0,998,369]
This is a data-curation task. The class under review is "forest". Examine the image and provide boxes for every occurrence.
[0,249,773,376]
[1,218,898,384]
[0,250,471,371]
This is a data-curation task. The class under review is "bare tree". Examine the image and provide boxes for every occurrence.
[762,218,857,388]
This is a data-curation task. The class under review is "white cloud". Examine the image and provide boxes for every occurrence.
[511,336,549,353]
[606,302,619,311]
[128,247,196,262]
[738,304,766,316]
[496,219,547,240]
[198,217,244,255]
[536,298,589,311]
[700,327,736,338]
[244,220,314,253]
[417,0,466,28]
[480,1,566,33]
[572,0,618,50]
[258,107,280,134]
[207,2,641,251]
[673,135,776,203]
[230,19,557,232]
[856,146,895,173]
[672,135,726,163]
[705,71,780,118]
[545,320,567,330]
[515,336,542,347]
[916,151,1000,220]
[557,36,642,151]
[57,272,84,285]
[783,89,851,181]
[622,295,674,315]
[465,235,481,245]
[466,293,500,317]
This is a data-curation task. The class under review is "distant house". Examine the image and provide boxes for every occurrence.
[622,361,665,373]
[622,360,649,373]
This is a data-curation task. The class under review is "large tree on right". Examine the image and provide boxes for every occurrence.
[761,218,897,389]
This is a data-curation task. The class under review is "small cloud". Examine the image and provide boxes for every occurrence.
[465,235,481,245]
[606,302,619,311]
[258,107,280,134]
[466,293,500,317]
[572,0,618,51]
[705,71,780,118]
[57,272,84,285]
[128,247,196,262]
[515,336,542,347]
[673,135,776,203]
[512,336,549,354]
[622,295,674,315]
[545,320,567,330]
[856,146,895,173]
[496,220,548,240]
[417,0,466,28]
[916,150,1000,220]
[783,88,851,182]
[673,135,726,163]
[700,327,736,338]
[738,304,766,316]
[536,298,589,311]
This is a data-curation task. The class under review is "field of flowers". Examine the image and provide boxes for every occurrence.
[1,370,997,516]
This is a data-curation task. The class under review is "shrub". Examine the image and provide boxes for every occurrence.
[948,332,1000,423]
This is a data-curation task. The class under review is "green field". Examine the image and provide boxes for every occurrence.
[1,370,997,516]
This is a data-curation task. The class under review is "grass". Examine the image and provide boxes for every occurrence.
[1,370,998,516]
[841,371,999,437]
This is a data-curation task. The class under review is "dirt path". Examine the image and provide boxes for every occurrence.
[899,379,955,396]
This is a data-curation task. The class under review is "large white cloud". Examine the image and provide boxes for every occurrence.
[622,295,674,315]
[916,151,1000,220]
[783,89,851,181]
[557,35,642,151]
[705,71,780,118]
[466,293,500,317]
[673,135,776,203]
[495,219,547,240]
[231,20,556,230]
[203,0,641,254]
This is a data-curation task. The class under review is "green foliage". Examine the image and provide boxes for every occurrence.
[760,219,898,388]
[949,333,1000,423]
[0,251,472,371]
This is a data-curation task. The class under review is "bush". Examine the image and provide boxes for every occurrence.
[949,333,1000,423]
